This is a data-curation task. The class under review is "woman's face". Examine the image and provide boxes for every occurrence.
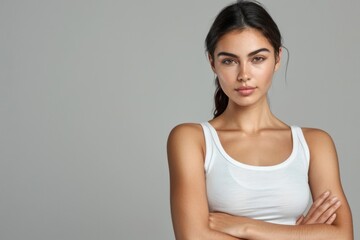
[210,28,281,108]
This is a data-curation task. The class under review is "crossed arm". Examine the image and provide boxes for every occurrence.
[167,124,353,240]
[208,192,345,239]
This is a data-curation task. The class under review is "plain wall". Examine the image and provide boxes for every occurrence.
[1,0,359,239]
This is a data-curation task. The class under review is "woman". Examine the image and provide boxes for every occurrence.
[167,1,353,239]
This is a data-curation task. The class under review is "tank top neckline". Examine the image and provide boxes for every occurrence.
[203,122,299,171]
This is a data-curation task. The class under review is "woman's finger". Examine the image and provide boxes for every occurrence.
[325,213,337,225]
[317,200,341,224]
[303,190,331,223]
[296,215,304,225]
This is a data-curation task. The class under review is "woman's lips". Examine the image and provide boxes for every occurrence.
[235,86,256,96]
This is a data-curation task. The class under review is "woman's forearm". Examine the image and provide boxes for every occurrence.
[209,211,353,240]
[203,229,244,240]
[242,219,352,240]
[209,190,353,240]
[176,229,243,240]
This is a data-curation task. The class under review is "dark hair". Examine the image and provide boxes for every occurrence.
[205,0,282,118]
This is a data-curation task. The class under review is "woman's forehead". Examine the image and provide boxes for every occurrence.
[215,28,274,55]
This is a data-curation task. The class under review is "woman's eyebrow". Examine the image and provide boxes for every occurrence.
[248,48,270,57]
[217,48,270,58]
[217,52,238,58]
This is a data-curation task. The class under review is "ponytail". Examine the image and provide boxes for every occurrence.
[213,77,228,118]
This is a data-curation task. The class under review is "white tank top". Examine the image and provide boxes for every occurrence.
[200,122,311,225]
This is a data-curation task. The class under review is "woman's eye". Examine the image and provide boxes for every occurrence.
[222,59,237,65]
[252,56,265,63]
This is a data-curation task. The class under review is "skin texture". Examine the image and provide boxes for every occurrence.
[167,28,353,239]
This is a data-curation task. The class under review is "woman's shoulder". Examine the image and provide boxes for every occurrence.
[167,122,205,146]
[301,127,333,139]
[169,122,203,132]
[167,123,206,166]
[300,127,335,150]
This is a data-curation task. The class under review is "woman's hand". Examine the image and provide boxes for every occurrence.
[209,212,247,237]
[296,190,341,225]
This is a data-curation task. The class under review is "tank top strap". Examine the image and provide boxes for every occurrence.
[291,126,310,166]
[199,122,214,172]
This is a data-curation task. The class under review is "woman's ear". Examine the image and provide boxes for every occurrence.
[208,53,216,73]
[274,47,282,72]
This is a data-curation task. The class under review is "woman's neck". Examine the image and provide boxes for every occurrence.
[218,97,283,134]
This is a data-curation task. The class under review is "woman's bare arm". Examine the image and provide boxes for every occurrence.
[209,189,341,236]
[209,128,353,240]
[167,123,243,240]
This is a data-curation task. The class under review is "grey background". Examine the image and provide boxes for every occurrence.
[1,0,359,239]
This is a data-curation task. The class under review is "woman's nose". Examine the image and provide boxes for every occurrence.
[237,63,250,82]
